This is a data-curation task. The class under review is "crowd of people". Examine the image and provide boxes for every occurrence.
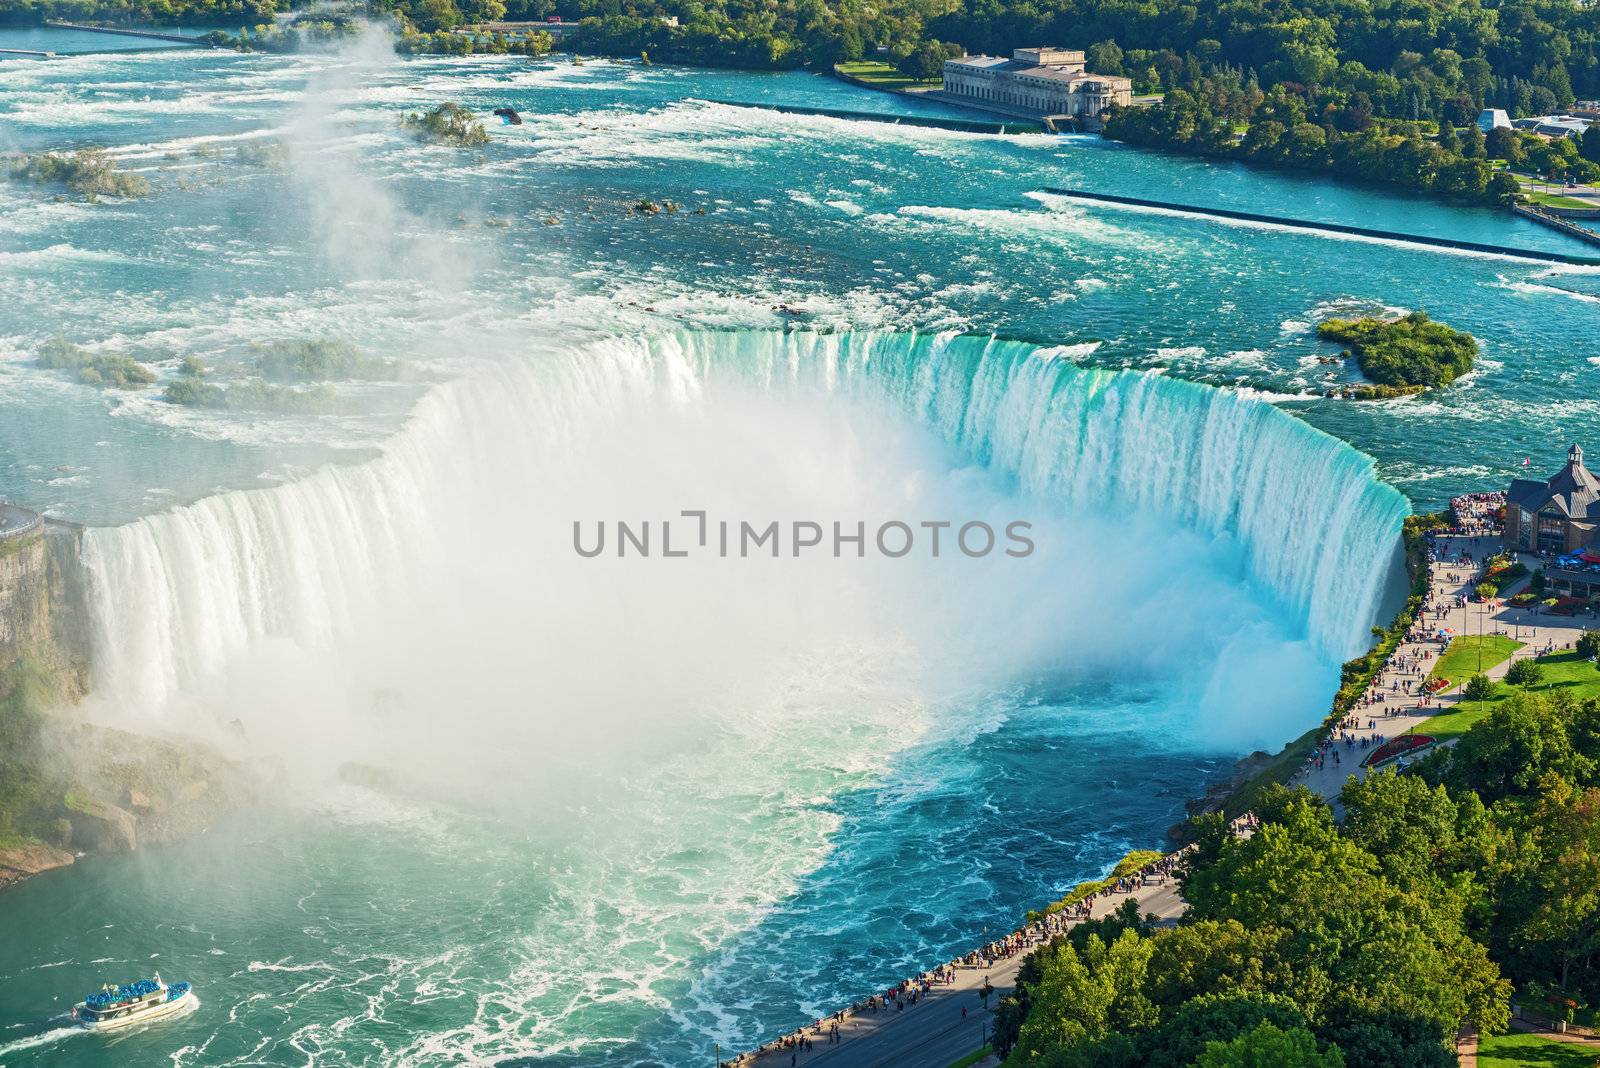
[1449,491,1506,537]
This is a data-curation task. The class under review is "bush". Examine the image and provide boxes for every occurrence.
[1464,674,1495,701]
[251,339,390,382]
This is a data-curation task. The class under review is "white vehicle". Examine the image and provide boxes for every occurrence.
[74,975,194,1031]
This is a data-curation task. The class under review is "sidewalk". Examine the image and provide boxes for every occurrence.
[1292,532,1592,801]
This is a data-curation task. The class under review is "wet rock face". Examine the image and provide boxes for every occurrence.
[68,797,139,853]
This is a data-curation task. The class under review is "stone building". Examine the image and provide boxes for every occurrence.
[941,48,1133,129]
[1505,444,1600,556]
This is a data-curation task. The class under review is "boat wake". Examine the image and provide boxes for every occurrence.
[0,1024,84,1057]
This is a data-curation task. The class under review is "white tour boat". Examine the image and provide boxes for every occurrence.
[74,974,194,1031]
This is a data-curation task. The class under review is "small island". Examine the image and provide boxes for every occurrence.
[4,148,151,202]
[1317,311,1478,400]
[400,103,490,147]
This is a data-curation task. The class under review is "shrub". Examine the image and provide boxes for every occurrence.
[36,337,154,389]
[1505,659,1543,688]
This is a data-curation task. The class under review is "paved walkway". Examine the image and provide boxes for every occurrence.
[1293,533,1594,801]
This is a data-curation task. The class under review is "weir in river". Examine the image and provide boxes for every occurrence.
[1040,187,1600,265]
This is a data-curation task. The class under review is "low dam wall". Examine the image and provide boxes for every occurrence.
[1040,188,1600,267]
[41,20,208,45]
[700,98,1046,135]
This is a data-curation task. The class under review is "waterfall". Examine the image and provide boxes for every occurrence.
[81,328,1408,717]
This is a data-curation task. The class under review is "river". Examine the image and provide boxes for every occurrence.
[0,35,1591,1068]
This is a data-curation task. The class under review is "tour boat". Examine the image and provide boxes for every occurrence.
[74,975,194,1031]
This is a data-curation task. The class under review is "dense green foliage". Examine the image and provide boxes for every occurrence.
[36,337,156,390]
[400,102,491,146]
[4,149,151,201]
[0,0,277,27]
[999,686,1600,1065]
[1318,312,1478,389]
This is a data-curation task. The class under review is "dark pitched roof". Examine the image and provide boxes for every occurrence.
[1510,445,1600,518]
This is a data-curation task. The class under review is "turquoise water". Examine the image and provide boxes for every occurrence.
[0,39,1581,1067]
[0,26,208,55]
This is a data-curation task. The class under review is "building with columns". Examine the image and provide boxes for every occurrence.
[941,48,1133,130]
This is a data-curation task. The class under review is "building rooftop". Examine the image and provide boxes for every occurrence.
[1509,444,1600,518]
[946,53,1132,87]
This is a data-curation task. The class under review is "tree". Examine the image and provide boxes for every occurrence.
[1499,782,1600,991]
[1088,39,1125,76]
[1009,929,1158,1060]
[1317,1009,1458,1068]
[1183,789,1510,1038]
[1506,659,1544,688]
[1465,674,1495,702]
[1447,691,1592,802]
[1476,582,1497,603]
[1192,1021,1345,1067]
[896,40,952,82]
[1576,630,1600,661]
[1142,992,1309,1067]
[1485,126,1520,164]
[1583,125,1600,166]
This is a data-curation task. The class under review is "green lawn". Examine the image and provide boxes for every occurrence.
[1478,1031,1599,1067]
[1429,635,1524,689]
[1525,190,1600,210]
[1418,651,1600,740]
[834,60,939,91]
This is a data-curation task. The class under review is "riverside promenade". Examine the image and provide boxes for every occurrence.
[737,866,1190,1068]
[730,529,1595,1068]
[1294,530,1592,803]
